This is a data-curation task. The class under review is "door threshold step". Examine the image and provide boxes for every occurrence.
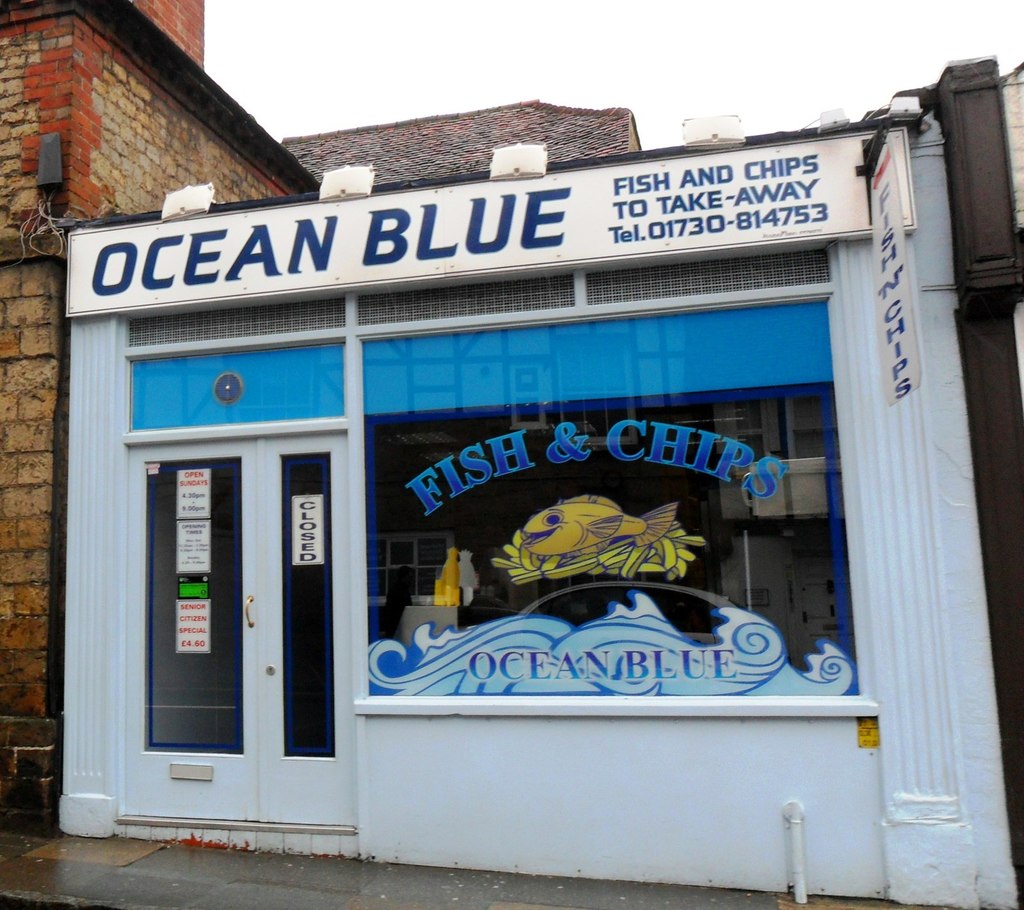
[116,815,357,837]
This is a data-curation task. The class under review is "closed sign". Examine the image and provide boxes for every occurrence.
[292,495,324,566]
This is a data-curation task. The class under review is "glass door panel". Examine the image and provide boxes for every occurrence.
[281,455,334,757]
[145,460,243,752]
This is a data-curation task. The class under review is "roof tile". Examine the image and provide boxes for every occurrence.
[283,100,639,185]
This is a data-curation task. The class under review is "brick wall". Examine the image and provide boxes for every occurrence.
[133,0,204,66]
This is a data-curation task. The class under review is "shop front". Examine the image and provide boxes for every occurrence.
[59,121,1015,906]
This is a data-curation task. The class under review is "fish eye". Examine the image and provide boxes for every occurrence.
[543,511,562,526]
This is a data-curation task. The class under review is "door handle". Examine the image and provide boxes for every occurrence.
[245,595,255,628]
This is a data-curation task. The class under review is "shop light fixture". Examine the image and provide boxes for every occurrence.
[319,165,375,201]
[887,95,923,121]
[818,108,850,133]
[161,183,215,221]
[682,115,745,149]
[490,143,548,180]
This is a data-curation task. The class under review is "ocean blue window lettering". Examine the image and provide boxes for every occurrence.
[416,204,458,260]
[183,229,227,286]
[288,216,338,274]
[740,455,787,499]
[521,187,571,249]
[434,441,495,500]
[641,425,721,476]
[687,429,720,475]
[405,430,535,515]
[490,430,535,476]
[92,242,137,296]
[466,194,515,255]
[404,467,445,516]
[141,235,184,290]
[605,418,784,497]
[644,421,695,467]
[606,419,646,461]
[712,437,755,480]
[363,208,411,266]
[225,224,282,281]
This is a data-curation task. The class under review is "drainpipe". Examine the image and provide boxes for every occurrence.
[783,800,808,904]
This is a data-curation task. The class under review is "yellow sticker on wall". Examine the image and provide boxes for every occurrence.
[857,717,880,748]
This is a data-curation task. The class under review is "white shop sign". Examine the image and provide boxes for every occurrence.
[871,132,921,404]
[176,468,211,519]
[176,519,211,573]
[66,131,915,317]
[292,494,324,566]
[175,599,210,653]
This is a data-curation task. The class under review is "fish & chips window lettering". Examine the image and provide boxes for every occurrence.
[365,302,855,696]
[63,125,1016,906]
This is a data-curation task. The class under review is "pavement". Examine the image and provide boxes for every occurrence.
[0,831,926,910]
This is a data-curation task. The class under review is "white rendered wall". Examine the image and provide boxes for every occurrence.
[359,715,885,895]
[830,118,1013,907]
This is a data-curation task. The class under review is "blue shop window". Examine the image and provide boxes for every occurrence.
[132,345,344,430]
[363,303,857,697]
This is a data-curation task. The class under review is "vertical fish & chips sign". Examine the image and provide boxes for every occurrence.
[872,133,921,404]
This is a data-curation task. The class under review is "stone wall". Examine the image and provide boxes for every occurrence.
[0,0,313,834]
[0,257,64,834]
[84,15,289,217]
[0,11,71,259]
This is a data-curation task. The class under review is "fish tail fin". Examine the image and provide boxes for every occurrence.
[636,503,679,545]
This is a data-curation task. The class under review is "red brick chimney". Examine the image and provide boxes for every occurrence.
[132,0,205,66]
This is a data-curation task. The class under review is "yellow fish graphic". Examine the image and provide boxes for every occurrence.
[521,495,679,559]
[493,494,706,584]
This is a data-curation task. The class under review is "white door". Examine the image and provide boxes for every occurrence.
[123,436,353,826]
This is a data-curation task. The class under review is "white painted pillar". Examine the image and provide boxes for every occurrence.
[60,317,126,836]
[828,118,1014,905]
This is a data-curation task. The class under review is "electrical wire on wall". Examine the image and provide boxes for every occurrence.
[19,187,67,257]
[0,187,78,272]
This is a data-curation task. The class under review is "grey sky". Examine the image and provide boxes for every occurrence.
[205,2,1021,150]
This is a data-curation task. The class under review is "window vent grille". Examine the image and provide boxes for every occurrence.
[126,251,829,344]
[128,299,346,347]
[357,275,575,326]
[585,250,830,306]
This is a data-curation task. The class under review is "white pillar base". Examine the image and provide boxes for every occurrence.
[883,821,980,909]
[59,794,118,838]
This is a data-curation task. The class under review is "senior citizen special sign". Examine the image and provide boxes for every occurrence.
[67,132,911,317]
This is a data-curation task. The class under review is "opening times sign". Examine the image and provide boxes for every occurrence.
[174,467,213,653]
[67,132,915,317]
[176,520,210,572]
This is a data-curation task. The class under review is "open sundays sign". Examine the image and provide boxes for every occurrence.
[67,131,913,317]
